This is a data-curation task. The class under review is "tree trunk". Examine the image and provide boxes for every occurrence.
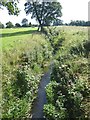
[32,2,44,32]
[37,25,44,32]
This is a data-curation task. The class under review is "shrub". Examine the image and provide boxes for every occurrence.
[6,21,14,28]
[44,61,90,119]
[15,23,21,27]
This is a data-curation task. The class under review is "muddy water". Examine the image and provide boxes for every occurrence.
[31,64,53,118]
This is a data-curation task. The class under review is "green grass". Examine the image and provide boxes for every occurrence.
[2,27,52,118]
[2,26,90,119]
[2,27,37,50]
[2,27,51,69]
[43,26,90,119]
[56,26,88,56]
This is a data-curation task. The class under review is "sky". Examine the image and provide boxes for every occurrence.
[0,0,89,25]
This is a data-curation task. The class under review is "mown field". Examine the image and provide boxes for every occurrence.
[1,26,90,119]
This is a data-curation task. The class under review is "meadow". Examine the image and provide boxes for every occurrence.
[1,26,90,119]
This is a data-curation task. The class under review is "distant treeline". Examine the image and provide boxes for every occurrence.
[0,18,38,29]
[0,21,38,29]
[64,20,90,26]
[53,20,90,26]
[0,19,90,29]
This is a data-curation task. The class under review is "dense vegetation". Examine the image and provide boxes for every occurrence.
[2,27,52,118]
[0,20,90,29]
[1,1,90,119]
[44,27,90,119]
[1,26,90,119]
[68,20,90,26]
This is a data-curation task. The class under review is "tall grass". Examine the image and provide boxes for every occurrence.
[2,26,90,119]
[44,26,90,119]
[2,27,52,118]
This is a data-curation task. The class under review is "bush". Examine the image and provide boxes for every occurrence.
[2,41,52,118]
[70,40,90,58]
[44,61,90,119]
[15,23,21,27]
[6,21,14,28]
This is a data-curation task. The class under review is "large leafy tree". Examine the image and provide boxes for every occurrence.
[25,0,62,31]
[0,0,19,15]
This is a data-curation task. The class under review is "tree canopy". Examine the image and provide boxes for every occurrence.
[6,21,14,28]
[53,19,63,26]
[0,0,19,15]
[68,20,90,26]
[15,23,21,27]
[25,1,62,31]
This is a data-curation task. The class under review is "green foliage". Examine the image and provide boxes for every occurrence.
[70,40,90,58]
[69,20,90,26]
[53,19,63,26]
[44,27,65,54]
[44,27,90,119]
[45,81,58,103]
[25,2,62,31]
[44,103,66,120]
[15,23,21,27]
[6,21,14,28]
[2,28,52,118]
[44,81,67,119]
[0,0,19,15]
[44,61,90,119]
[2,26,90,119]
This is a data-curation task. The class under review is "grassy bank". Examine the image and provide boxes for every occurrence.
[44,26,90,119]
[2,26,90,119]
[2,27,52,118]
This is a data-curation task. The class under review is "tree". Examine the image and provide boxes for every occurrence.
[86,21,90,26]
[0,22,4,28]
[69,20,90,26]
[6,21,14,28]
[0,0,19,15]
[25,1,62,31]
[21,18,28,27]
[53,19,63,26]
[15,23,21,27]
[29,22,32,27]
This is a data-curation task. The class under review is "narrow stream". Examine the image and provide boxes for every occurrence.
[31,64,53,119]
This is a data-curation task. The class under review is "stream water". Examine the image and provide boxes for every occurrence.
[31,64,53,119]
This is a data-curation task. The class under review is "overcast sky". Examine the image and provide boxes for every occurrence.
[0,0,89,25]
